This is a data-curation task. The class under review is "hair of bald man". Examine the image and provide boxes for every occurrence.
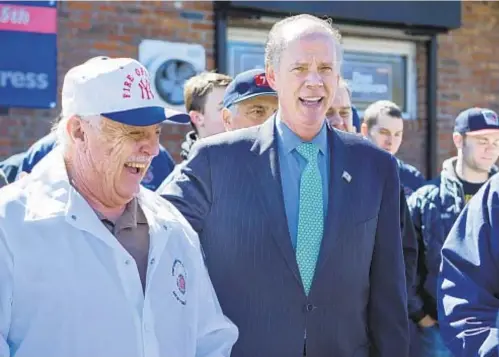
[265,14,343,69]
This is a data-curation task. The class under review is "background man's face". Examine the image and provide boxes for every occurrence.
[199,87,227,137]
[367,115,404,155]
[326,86,353,132]
[224,95,278,131]
[459,131,499,173]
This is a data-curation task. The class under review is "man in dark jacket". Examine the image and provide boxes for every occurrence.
[361,100,426,197]
[438,172,499,357]
[331,81,419,328]
[409,107,499,357]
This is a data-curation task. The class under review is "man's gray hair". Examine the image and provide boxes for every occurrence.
[265,14,343,69]
[52,114,102,150]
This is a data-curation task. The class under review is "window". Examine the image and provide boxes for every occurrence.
[227,28,267,77]
[227,28,417,119]
[341,37,417,119]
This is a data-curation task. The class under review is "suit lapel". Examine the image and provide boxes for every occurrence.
[248,116,302,285]
[316,128,347,272]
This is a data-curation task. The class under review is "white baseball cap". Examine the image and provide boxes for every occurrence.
[61,56,190,126]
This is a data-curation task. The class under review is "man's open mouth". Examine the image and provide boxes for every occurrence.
[124,162,147,175]
[299,97,324,106]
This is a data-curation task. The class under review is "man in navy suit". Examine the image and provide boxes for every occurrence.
[160,14,409,357]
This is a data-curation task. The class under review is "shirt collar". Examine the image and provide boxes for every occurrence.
[94,197,148,229]
[275,111,328,155]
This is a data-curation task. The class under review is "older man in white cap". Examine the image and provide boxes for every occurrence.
[0,56,238,357]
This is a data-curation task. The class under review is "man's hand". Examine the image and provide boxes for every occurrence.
[418,315,437,328]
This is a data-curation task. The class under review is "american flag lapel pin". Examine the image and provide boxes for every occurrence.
[342,171,352,183]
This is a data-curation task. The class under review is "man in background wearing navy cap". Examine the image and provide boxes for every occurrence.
[221,69,278,131]
[409,107,499,357]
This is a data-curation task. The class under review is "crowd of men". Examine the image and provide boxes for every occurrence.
[1,13,499,357]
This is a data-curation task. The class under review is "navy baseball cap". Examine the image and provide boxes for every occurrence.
[454,107,499,135]
[223,69,277,108]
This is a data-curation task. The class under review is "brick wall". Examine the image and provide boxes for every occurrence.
[0,1,215,162]
[1,1,499,174]
[434,1,499,173]
[396,42,428,176]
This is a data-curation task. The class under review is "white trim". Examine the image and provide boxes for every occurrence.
[342,37,417,119]
[228,27,268,44]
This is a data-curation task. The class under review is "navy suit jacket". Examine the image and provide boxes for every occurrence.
[161,116,409,357]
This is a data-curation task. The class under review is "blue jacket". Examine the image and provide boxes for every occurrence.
[408,157,498,320]
[397,158,426,198]
[438,172,499,357]
[0,132,176,191]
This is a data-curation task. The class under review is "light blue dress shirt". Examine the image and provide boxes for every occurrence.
[275,114,330,249]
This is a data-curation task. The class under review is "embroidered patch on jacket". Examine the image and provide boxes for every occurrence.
[172,259,187,305]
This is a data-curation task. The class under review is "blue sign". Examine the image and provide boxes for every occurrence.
[342,51,407,112]
[343,58,393,104]
[0,1,57,109]
[227,41,265,77]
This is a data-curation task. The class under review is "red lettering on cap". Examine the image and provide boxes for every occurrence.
[122,67,155,100]
[138,78,154,100]
[254,73,268,87]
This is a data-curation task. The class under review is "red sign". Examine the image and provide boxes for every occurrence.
[0,4,57,34]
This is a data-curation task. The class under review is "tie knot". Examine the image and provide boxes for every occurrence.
[296,142,319,162]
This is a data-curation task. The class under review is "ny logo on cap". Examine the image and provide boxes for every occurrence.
[483,110,499,126]
[122,66,155,100]
[254,73,268,87]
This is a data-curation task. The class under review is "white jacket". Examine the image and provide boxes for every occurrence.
[0,149,238,357]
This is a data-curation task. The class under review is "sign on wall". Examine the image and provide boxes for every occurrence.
[0,1,57,109]
[342,51,407,113]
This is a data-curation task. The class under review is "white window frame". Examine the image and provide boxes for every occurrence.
[227,28,417,119]
[341,36,417,119]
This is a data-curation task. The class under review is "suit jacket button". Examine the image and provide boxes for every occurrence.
[306,304,315,312]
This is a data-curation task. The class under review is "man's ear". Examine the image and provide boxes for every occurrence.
[66,115,86,144]
[189,111,204,129]
[453,132,464,150]
[221,108,232,132]
[266,65,277,91]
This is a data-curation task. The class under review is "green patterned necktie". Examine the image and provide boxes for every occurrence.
[295,142,324,295]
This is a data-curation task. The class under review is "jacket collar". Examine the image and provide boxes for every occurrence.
[441,156,499,183]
